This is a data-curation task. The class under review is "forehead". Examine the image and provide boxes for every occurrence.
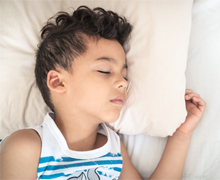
[96,57,127,69]
[83,37,126,67]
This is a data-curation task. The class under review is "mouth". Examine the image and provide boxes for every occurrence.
[110,94,125,106]
[110,99,124,106]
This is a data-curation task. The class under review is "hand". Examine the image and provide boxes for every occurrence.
[176,89,206,137]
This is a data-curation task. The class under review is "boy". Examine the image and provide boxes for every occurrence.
[0,6,206,179]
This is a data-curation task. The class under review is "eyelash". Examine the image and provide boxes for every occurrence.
[98,71,110,74]
[98,71,128,81]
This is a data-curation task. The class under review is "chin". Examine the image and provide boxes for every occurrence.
[105,114,120,123]
[100,107,121,123]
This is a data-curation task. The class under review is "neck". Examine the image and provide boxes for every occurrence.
[54,112,100,151]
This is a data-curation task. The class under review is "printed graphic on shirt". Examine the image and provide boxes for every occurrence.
[67,167,118,180]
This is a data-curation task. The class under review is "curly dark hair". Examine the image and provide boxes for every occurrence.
[35,6,132,112]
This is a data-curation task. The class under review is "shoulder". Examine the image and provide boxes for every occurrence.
[0,129,41,179]
[1,129,41,152]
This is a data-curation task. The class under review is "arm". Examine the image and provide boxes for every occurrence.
[0,129,41,179]
[149,131,190,179]
[119,89,206,179]
[149,89,206,179]
[119,139,144,180]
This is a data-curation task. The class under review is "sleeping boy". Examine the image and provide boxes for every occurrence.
[0,6,206,180]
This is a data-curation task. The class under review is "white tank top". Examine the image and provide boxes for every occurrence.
[31,112,123,180]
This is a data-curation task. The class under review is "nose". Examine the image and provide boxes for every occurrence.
[116,75,128,91]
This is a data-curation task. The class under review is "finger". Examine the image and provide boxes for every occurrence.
[190,96,200,107]
[185,95,200,108]
[185,93,200,100]
[190,96,206,112]
[185,93,200,98]
[196,97,206,112]
[185,89,193,93]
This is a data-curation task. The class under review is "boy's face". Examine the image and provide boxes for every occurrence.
[63,37,128,124]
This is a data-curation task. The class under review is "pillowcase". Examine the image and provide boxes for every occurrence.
[0,0,192,139]
[109,0,193,137]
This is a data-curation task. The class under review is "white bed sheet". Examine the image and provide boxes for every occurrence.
[120,0,220,179]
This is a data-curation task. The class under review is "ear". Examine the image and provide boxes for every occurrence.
[47,70,66,93]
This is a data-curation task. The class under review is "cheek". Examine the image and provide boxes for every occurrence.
[68,73,112,108]
[78,81,110,105]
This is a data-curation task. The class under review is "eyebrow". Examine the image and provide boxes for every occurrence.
[96,57,127,69]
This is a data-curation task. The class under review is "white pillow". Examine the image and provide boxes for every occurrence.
[0,0,192,139]
[109,1,193,136]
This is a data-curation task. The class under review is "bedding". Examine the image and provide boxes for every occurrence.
[0,0,220,179]
[120,0,220,178]
[0,0,192,139]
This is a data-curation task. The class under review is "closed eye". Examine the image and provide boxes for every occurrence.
[98,71,128,81]
[98,71,110,74]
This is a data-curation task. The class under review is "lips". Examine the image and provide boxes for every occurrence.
[110,95,125,106]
